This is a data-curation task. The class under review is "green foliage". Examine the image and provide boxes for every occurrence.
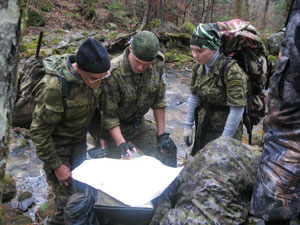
[27,10,46,27]
[41,1,52,12]
[105,1,127,24]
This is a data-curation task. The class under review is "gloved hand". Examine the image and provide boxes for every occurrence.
[119,142,136,159]
[157,132,177,155]
[183,127,193,146]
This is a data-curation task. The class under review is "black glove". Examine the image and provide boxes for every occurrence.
[157,132,177,154]
[157,132,177,167]
[119,142,136,158]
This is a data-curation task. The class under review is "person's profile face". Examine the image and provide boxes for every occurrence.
[190,45,216,65]
[128,45,153,74]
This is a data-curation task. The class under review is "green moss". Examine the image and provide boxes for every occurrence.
[261,37,268,49]
[180,22,195,34]
[268,55,278,63]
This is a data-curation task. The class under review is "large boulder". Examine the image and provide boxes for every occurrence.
[267,32,285,56]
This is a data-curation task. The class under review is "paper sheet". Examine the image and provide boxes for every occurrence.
[72,156,183,207]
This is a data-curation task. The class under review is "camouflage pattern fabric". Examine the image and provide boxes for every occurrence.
[191,54,247,154]
[190,23,221,50]
[101,47,166,131]
[150,137,261,225]
[131,31,160,62]
[30,55,101,224]
[250,0,300,221]
[45,141,87,225]
[31,54,101,170]
[101,47,174,164]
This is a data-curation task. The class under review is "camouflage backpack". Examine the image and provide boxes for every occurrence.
[12,31,72,128]
[217,19,271,144]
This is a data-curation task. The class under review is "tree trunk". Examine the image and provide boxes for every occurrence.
[201,0,213,23]
[0,0,27,222]
[182,0,193,24]
[245,0,250,20]
[262,0,270,28]
[235,0,242,18]
[139,0,174,33]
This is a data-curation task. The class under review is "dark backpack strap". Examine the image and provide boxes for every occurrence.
[58,76,72,98]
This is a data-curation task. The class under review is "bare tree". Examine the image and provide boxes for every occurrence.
[201,0,214,23]
[245,0,250,20]
[182,0,194,24]
[235,0,243,18]
[262,0,270,28]
[0,0,27,222]
[139,0,174,32]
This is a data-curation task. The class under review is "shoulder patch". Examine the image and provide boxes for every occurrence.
[161,73,167,85]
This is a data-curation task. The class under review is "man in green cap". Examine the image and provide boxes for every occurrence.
[101,31,177,167]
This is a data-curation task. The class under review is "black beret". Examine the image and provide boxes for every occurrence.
[76,38,110,73]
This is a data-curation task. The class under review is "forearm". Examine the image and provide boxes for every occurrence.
[222,106,244,137]
[108,126,126,147]
[185,93,200,128]
[153,108,165,136]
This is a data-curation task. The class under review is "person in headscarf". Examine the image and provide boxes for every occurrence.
[183,23,248,155]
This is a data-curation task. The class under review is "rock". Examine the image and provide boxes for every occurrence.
[17,191,34,211]
[70,33,86,42]
[57,40,69,49]
[267,32,285,56]
[2,174,16,203]
[62,22,73,30]
[2,205,32,225]
[105,22,117,30]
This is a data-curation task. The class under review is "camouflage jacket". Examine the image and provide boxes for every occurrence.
[151,137,261,225]
[191,53,247,107]
[101,47,167,130]
[30,54,101,169]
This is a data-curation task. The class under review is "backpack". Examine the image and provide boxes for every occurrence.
[12,31,72,128]
[217,19,271,144]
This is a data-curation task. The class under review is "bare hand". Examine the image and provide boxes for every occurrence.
[54,164,72,186]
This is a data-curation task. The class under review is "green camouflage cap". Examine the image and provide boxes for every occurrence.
[190,23,221,50]
[131,31,159,62]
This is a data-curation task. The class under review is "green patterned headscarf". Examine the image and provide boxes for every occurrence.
[190,23,221,50]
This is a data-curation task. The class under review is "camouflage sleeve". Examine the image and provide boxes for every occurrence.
[190,64,199,95]
[152,52,167,109]
[226,63,247,107]
[30,75,64,170]
[101,76,122,130]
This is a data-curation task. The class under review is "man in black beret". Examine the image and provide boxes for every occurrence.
[30,38,110,225]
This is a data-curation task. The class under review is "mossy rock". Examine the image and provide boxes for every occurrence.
[180,22,195,34]
[267,55,277,64]
[2,174,16,203]
[27,10,46,27]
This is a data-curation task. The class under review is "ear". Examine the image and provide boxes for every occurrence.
[129,45,132,51]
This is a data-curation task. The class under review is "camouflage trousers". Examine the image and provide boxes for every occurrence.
[105,119,176,167]
[192,106,243,156]
[43,140,87,225]
[151,137,260,225]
